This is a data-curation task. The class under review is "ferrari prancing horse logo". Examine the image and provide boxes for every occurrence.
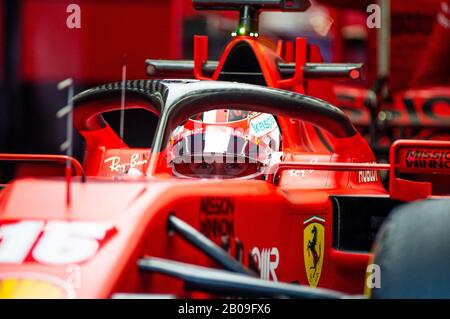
[303,216,325,287]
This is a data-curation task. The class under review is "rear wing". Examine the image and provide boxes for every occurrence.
[146,59,363,81]
[147,0,361,84]
[271,140,450,201]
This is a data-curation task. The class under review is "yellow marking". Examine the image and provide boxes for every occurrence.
[0,278,63,299]
[303,221,325,287]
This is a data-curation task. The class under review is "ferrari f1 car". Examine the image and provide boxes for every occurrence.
[0,78,449,298]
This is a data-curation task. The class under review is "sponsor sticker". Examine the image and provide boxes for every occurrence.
[103,151,149,175]
[250,247,280,281]
[402,148,450,170]
[199,197,235,245]
[358,162,379,183]
[249,114,278,138]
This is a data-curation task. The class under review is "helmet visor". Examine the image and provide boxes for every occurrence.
[167,112,281,179]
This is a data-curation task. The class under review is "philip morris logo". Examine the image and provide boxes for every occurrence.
[199,197,235,244]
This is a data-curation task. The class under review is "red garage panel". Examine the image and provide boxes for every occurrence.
[20,0,183,83]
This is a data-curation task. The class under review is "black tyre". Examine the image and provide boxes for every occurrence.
[370,199,450,298]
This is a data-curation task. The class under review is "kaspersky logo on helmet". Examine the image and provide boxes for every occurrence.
[249,114,278,138]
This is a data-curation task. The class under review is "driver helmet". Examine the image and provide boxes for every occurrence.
[167,109,281,179]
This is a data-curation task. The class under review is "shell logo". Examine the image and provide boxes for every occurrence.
[0,273,74,299]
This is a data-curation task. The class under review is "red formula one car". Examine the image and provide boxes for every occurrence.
[0,77,449,298]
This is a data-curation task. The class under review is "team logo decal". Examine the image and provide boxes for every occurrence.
[303,216,325,287]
